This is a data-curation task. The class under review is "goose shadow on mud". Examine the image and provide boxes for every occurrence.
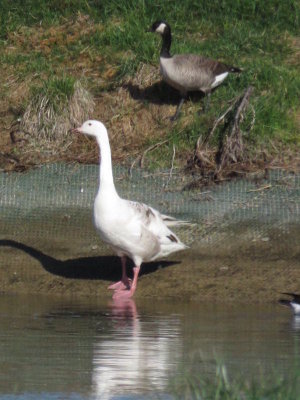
[124,81,206,107]
[0,239,180,282]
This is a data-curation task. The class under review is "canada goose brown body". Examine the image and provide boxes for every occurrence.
[160,54,240,95]
[149,20,242,119]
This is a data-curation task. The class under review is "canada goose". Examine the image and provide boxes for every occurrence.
[279,293,300,315]
[73,120,188,299]
[149,20,242,120]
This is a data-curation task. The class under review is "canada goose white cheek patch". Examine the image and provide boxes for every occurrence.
[211,72,229,88]
[156,23,167,34]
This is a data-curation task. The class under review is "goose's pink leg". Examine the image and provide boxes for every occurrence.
[108,256,132,291]
[113,265,140,300]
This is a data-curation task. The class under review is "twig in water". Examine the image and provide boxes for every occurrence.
[248,184,272,193]
[164,144,176,188]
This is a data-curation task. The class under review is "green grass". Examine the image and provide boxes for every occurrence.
[172,363,300,400]
[31,75,76,111]
[0,0,299,163]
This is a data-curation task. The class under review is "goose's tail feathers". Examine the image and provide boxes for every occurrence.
[230,66,243,73]
[162,214,196,227]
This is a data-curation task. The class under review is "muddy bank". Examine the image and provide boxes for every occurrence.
[1,164,299,303]
[1,218,299,304]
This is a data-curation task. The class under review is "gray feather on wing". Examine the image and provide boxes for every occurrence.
[171,54,238,91]
[128,201,157,225]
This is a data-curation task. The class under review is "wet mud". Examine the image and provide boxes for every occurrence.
[1,213,299,304]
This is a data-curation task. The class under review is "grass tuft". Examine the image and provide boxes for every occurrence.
[20,77,94,151]
[172,362,300,400]
[30,75,76,113]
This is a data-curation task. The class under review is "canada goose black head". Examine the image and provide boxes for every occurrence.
[149,20,171,36]
[149,20,172,59]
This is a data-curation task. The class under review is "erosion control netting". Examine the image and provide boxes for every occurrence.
[1,163,299,250]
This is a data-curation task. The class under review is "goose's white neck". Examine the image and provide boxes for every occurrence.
[95,131,118,198]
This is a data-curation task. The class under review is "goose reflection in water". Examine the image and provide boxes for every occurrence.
[292,316,300,332]
[92,298,181,399]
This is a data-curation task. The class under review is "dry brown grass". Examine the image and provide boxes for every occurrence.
[84,64,182,161]
[7,14,97,55]
[3,13,113,84]
[0,62,181,168]
[287,34,300,66]
[19,80,94,156]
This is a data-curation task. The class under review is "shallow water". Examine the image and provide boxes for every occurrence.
[0,294,299,399]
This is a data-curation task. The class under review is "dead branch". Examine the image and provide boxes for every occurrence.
[199,101,236,148]
[129,139,169,177]
[248,104,256,133]
[216,86,254,175]
[140,139,169,168]
[247,184,272,192]
[189,86,255,185]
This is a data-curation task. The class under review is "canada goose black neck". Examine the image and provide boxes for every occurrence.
[150,20,172,58]
[160,25,172,58]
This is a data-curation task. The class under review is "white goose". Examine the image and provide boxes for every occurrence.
[74,120,187,299]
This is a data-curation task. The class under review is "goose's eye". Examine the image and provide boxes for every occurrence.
[88,123,92,126]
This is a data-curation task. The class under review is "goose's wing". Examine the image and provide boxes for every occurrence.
[104,200,186,262]
[174,54,234,75]
[128,201,174,231]
[171,54,231,90]
[126,200,186,243]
